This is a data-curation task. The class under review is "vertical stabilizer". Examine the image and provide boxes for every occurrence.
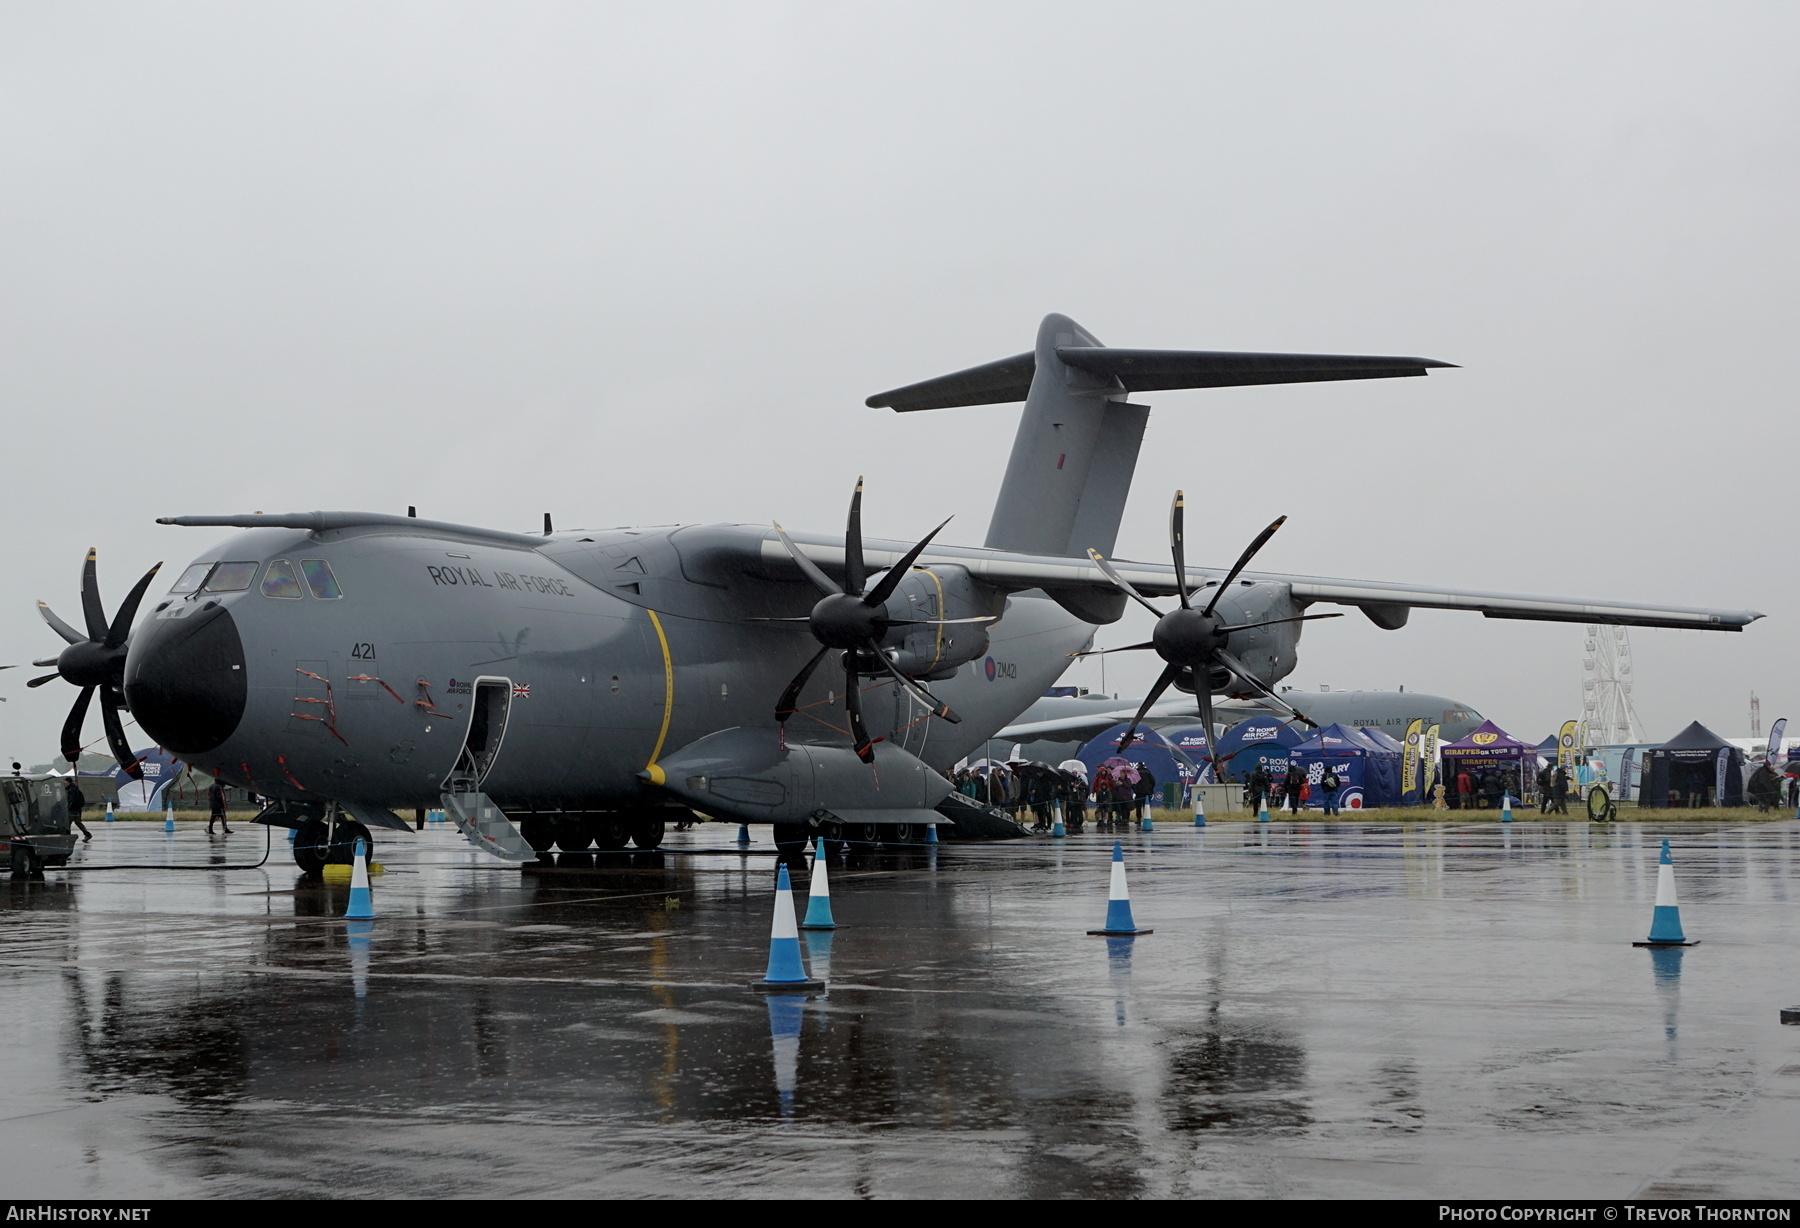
[983,314,1147,560]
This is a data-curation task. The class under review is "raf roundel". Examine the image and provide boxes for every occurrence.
[984,657,997,682]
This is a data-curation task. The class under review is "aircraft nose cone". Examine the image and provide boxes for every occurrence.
[124,602,247,755]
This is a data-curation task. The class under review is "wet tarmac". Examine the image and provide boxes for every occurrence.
[2,818,1798,1199]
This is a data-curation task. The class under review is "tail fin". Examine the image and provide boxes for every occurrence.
[866,313,1452,564]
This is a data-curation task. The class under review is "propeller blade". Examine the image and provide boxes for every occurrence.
[1219,612,1345,634]
[32,658,59,668]
[60,687,94,764]
[844,478,867,597]
[1117,661,1184,754]
[1086,550,1166,619]
[1214,648,1318,728]
[1203,515,1288,618]
[843,655,874,763]
[105,561,163,649]
[775,644,832,723]
[1196,687,1224,780]
[27,672,63,688]
[878,614,997,628]
[865,640,961,724]
[37,601,84,646]
[79,549,107,642]
[863,516,953,609]
[1169,490,1191,609]
[743,616,815,623]
[1071,641,1155,657]
[772,522,844,598]
[98,689,142,778]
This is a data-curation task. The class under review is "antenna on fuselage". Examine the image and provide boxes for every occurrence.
[543,513,553,536]
[407,506,416,518]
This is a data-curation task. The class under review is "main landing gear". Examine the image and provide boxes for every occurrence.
[518,812,667,854]
[293,815,374,875]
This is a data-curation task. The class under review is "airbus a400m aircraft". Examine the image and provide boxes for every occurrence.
[29,314,1761,872]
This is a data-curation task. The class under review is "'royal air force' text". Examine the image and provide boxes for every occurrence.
[425,566,574,596]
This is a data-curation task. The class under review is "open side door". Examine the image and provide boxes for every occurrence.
[443,676,513,794]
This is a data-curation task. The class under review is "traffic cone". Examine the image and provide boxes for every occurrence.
[104,800,114,823]
[1633,839,1699,947]
[1257,796,1271,823]
[344,838,375,920]
[1139,800,1154,832]
[801,838,835,930]
[1088,841,1153,936]
[1501,793,1514,823]
[1051,799,1066,838]
[287,826,296,844]
[1193,791,1207,827]
[924,823,938,844]
[737,824,751,845]
[753,863,824,990]
[163,805,175,833]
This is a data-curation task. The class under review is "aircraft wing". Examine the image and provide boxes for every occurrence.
[999,699,1202,743]
[757,535,1763,632]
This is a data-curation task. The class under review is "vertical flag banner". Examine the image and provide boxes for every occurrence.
[1578,719,1590,756]
[1767,717,1788,765]
[1421,724,1441,802]
[1558,721,1578,773]
[1618,748,1635,802]
[1401,718,1424,804]
[1716,747,1729,806]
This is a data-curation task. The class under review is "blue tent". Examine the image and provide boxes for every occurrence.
[1212,714,1307,783]
[1289,723,1404,809]
[1076,724,1204,799]
[1157,724,1221,783]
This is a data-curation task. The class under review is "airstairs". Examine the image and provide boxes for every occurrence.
[441,781,536,862]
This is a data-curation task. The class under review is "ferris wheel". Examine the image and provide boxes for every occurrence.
[1582,624,1642,744]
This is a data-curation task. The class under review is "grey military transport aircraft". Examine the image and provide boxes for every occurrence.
[26,314,1762,873]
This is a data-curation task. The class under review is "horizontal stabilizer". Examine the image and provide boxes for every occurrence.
[867,347,1454,412]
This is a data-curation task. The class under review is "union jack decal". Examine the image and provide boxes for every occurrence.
[512,683,531,698]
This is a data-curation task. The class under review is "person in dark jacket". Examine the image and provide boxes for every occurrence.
[1319,766,1342,816]
[1550,764,1570,814]
[1283,764,1305,814]
[1131,762,1157,824]
[207,779,232,834]
[1748,761,1782,813]
[65,778,91,842]
[1538,763,1555,813]
[1247,765,1271,814]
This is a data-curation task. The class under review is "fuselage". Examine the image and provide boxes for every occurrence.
[122,521,1091,815]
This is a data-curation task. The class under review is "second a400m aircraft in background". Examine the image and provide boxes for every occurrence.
[26,314,1761,872]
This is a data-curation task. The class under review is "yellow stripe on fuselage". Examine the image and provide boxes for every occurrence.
[645,608,675,770]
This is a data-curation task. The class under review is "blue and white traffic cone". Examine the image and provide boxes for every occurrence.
[1139,800,1154,832]
[1051,798,1066,838]
[924,822,938,844]
[1634,839,1698,946]
[1193,791,1207,827]
[1088,841,1154,936]
[344,838,376,920]
[801,838,835,930]
[754,863,825,990]
[287,826,297,844]
[737,824,751,845]
[163,805,175,833]
[104,800,114,823]
[1501,793,1514,823]
[1257,796,1271,823]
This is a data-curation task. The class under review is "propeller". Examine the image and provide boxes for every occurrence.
[31,549,162,777]
[1087,492,1342,770]
[769,478,986,763]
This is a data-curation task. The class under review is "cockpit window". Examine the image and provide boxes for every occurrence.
[300,559,342,600]
[261,559,304,599]
[169,563,211,594]
[202,562,259,592]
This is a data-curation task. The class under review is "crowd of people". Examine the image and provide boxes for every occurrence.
[952,758,1159,832]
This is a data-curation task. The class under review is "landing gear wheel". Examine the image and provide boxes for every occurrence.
[771,823,808,854]
[293,819,329,875]
[820,823,847,858]
[890,823,918,845]
[554,817,594,851]
[589,817,631,850]
[854,823,882,847]
[326,820,373,865]
[630,816,666,850]
[519,816,556,853]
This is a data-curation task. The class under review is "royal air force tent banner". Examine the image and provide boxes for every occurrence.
[1211,715,1307,783]
[1288,723,1403,810]
[1075,724,1204,797]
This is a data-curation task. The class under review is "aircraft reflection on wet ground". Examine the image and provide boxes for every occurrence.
[2,820,1798,1199]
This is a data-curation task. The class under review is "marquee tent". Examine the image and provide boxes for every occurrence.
[1075,724,1203,798]
[1288,723,1402,810]
[1641,721,1744,808]
[1440,720,1538,809]
[1211,715,1307,783]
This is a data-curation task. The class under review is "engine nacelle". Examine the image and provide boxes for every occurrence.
[871,564,1004,681]
[1179,580,1302,698]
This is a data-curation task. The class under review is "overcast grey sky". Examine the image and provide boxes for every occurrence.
[3,1,1795,762]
